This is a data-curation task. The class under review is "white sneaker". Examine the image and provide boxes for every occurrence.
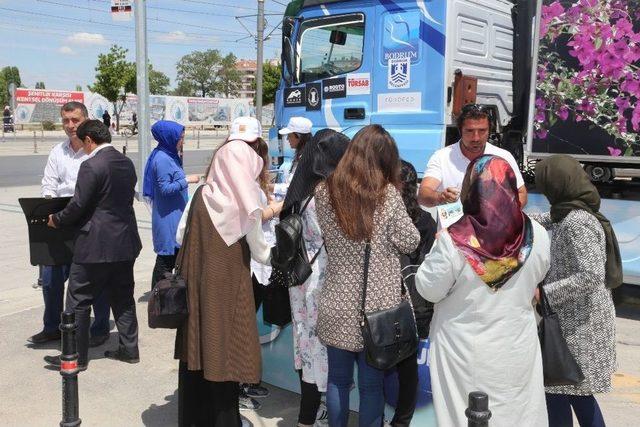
[314,402,328,426]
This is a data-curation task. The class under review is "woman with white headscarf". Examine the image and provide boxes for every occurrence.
[174,117,271,426]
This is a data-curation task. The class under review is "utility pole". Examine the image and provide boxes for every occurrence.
[256,0,265,123]
[134,0,150,195]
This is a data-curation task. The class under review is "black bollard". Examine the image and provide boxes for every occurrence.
[465,391,491,427]
[60,311,82,427]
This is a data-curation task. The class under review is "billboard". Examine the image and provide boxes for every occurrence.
[13,88,254,127]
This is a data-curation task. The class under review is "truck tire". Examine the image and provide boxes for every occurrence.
[584,164,613,183]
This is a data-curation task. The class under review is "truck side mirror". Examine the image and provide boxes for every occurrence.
[282,36,294,86]
[283,17,294,38]
[329,30,347,45]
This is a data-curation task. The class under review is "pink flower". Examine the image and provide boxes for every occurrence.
[632,105,640,132]
[616,117,628,133]
[615,18,633,35]
[556,106,570,121]
[536,129,549,139]
[535,110,546,123]
[615,96,630,113]
[607,146,622,156]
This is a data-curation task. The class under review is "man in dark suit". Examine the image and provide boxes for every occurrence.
[44,119,142,369]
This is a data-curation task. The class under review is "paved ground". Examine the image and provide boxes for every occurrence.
[0,184,638,426]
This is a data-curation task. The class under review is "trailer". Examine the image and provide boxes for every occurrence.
[526,0,640,183]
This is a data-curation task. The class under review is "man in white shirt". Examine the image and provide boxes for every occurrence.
[418,104,527,208]
[28,102,110,346]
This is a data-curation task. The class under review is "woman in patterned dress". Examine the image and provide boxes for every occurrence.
[534,155,621,427]
[280,129,350,427]
[315,125,420,427]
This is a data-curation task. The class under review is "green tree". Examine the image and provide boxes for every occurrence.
[218,53,242,98]
[253,62,281,106]
[171,80,196,97]
[0,66,22,108]
[176,49,223,97]
[149,65,170,95]
[75,84,83,92]
[35,82,46,89]
[88,45,136,130]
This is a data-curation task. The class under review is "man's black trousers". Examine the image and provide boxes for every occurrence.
[66,261,139,360]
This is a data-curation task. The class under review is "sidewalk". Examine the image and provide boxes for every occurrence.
[0,184,638,426]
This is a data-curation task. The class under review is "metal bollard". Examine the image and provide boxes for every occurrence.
[197,130,200,149]
[60,311,82,426]
[465,391,491,427]
[122,145,127,155]
[33,131,38,153]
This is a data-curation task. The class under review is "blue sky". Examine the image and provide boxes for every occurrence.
[0,0,286,90]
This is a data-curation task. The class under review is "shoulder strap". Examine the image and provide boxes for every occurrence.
[360,242,371,322]
[175,185,204,274]
[539,284,553,316]
[298,195,313,215]
[309,242,325,265]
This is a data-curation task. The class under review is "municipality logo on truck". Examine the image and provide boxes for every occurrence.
[388,58,410,89]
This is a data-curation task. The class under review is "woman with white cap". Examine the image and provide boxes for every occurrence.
[274,116,313,199]
[174,116,272,427]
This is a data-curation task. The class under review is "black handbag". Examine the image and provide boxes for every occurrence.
[538,284,585,386]
[148,186,203,329]
[262,281,292,327]
[360,243,418,370]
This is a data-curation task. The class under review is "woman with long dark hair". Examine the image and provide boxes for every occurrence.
[314,125,420,426]
[280,129,350,427]
[388,160,437,427]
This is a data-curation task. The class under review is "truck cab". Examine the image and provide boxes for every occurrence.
[271,0,536,175]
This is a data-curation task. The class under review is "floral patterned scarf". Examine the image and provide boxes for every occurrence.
[448,155,533,289]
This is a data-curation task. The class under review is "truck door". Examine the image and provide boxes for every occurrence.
[288,3,374,136]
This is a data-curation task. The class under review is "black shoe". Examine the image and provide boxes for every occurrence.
[28,330,61,344]
[242,383,270,398]
[104,348,139,364]
[89,335,109,348]
[43,355,87,371]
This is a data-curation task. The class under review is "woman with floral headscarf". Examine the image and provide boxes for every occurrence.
[143,120,200,290]
[416,155,551,427]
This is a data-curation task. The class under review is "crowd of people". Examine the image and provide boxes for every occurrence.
[30,101,621,427]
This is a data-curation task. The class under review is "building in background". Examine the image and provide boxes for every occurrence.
[235,58,281,100]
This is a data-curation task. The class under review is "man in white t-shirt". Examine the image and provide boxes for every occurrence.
[418,104,527,208]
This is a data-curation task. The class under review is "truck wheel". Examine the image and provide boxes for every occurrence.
[584,165,613,182]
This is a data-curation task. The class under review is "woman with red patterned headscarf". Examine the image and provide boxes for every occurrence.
[416,155,551,427]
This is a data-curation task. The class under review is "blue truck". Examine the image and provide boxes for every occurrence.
[269,0,640,286]
[270,0,538,176]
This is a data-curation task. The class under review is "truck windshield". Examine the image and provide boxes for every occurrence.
[297,14,364,84]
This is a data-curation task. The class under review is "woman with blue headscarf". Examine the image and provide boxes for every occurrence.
[143,120,200,289]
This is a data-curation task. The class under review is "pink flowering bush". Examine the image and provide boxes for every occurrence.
[535,0,640,156]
